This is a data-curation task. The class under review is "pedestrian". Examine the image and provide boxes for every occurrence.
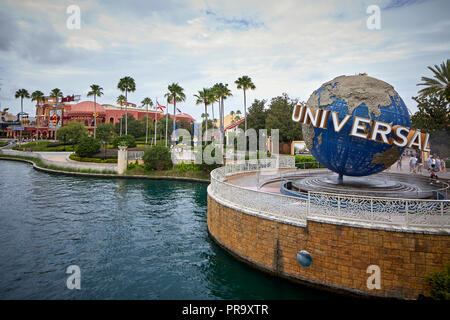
[409,155,417,173]
[441,158,446,172]
[436,156,441,172]
[416,153,423,173]
[424,155,431,170]
[397,153,403,170]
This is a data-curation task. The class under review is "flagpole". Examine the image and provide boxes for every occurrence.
[154,96,157,146]
[165,99,168,147]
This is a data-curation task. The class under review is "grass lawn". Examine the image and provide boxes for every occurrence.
[12,141,75,152]
[125,165,210,180]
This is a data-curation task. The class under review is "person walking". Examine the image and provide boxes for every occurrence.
[416,153,423,173]
[396,153,403,170]
[409,155,417,173]
[436,156,441,172]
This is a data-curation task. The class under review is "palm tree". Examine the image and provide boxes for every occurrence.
[235,75,256,132]
[87,84,104,138]
[15,89,30,143]
[165,83,186,145]
[49,88,63,104]
[230,110,235,125]
[31,90,45,132]
[117,76,136,135]
[208,85,220,128]
[194,88,210,144]
[116,94,126,136]
[417,59,450,101]
[216,83,232,142]
[141,97,153,144]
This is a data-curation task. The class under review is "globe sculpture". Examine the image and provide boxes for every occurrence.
[302,74,411,179]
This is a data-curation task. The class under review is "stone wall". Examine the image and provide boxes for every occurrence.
[207,194,450,299]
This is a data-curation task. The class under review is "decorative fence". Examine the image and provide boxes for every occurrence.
[209,159,450,232]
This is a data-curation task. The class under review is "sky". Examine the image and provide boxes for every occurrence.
[0,0,449,122]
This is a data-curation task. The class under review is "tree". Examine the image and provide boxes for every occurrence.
[15,89,30,143]
[411,94,450,157]
[31,90,45,131]
[142,144,173,170]
[49,88,63,103]
[31,90,45,105]
[117,76,136,135]
[56,122,88,145]
[141,97,154,144]
[265,94,302,142]
[115,114,145,138]
[112,134,136,148]
[215,83,232,143]
[116,94,126,136]
[165,83,186,144]
[239,99,266,132]
[75,136,101,157]
[417,59,450,102]
[235,75,256,132]
[208,86,219,126]
[194,88,210,144]
[96,123,116,144]
[87,84,103,139]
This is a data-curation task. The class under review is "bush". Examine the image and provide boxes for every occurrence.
[142,144,173,170]
[75,136,101,157]
[112,134,136,148]
[425,263,450,300]
[294,155,324,169]
[175,162,199,172]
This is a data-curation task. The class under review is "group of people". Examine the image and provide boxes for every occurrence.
[408,153,446,174]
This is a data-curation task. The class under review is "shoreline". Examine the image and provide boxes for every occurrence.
[0,156,210,183]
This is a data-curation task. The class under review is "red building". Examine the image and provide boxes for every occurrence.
[6,99,196,140]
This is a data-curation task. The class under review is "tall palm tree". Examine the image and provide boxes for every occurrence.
[31,90,45,132]
[141,97,153,145]
[87,84,104,138]
[49,88,63,104]
[417,59,450,101]
[116,94,126,136]
[15,89,30,143]
[194,88,210,144]
[235,75,256,132]
[208,85,220,128]
[216,83,232,142]
[165,83,186,145]
[117,76,136,135]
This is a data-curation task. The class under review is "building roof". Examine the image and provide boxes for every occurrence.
[65,101,106,115]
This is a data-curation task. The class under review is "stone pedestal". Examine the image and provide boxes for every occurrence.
[118,146,128,174]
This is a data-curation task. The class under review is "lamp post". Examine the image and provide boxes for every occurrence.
[102,140,106,160]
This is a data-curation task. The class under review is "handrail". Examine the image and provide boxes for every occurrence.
[208,160,450,232]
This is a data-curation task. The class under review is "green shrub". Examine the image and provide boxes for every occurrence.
[75,136,101,157]
[142,144,173,170]
[175,162,199,172]
[294,155,324,169]
[425,263,450,300]
[112,134,136,148]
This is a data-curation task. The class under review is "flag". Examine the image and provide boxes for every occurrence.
[156,100,166,111]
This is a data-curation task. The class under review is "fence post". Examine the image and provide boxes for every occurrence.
[338,195,341,215]
[307,192,311,216]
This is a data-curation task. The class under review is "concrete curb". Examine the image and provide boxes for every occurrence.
[0,156,210,183]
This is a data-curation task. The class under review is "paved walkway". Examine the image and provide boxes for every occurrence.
[34,151,117,171]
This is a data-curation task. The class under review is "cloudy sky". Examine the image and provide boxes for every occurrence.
[0,0,449,121]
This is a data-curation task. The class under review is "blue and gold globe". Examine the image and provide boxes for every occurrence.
[302,75,411,177]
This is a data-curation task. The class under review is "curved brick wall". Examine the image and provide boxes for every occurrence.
[207,194,450,299]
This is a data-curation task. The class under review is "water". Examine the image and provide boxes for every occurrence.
[0,160,339,300]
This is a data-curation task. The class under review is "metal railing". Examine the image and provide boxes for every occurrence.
[208,160,450,232]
